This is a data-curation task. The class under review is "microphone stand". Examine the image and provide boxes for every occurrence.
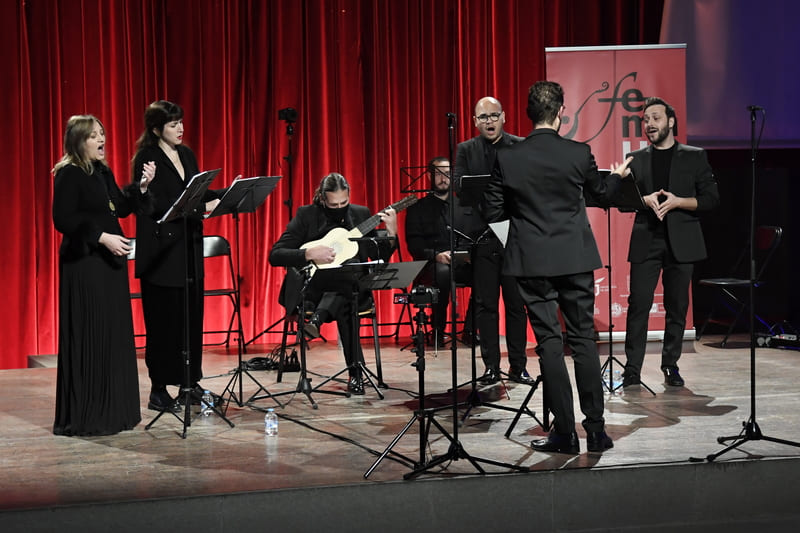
[700,105,799,461]
[283,119,295,220]
[405,112,525,478]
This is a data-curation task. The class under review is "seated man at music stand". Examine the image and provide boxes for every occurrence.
[405,156,478,346]
[269,172,398,395]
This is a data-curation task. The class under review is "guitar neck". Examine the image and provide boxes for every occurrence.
[353,195,418,236]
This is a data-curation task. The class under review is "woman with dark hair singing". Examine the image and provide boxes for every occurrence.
[131,100,222,411]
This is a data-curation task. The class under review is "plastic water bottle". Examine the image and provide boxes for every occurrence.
[201,390,214,416]
[602,369,623,389]
[264,408,278,435]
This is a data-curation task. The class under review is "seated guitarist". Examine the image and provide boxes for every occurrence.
[269,172,398,395]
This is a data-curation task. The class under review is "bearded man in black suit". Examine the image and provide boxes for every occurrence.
[621,97,719,389]
[482,81,631,454]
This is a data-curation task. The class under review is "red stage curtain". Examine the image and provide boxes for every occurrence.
[1,0,661,369]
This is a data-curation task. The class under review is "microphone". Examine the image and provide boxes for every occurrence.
[446,112,456,118]
[446,225,475,243]
[747,105,764,111]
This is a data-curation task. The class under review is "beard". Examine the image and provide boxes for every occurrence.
[433,181,449,194]
[648,123,671,145]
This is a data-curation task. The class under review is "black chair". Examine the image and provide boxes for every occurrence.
[201,235,244,348]
[696,225,783,347]
[126,238,145,349]
[127,235,243,349]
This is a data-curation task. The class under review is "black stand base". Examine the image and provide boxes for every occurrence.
[702,418,800,462]
[403,424,530,479]
[222,366,282,412]
[252,370,350,410]
[600,354,656,396]
[311,362,384,399]
[145,385,235,439]
[504,374,549,437]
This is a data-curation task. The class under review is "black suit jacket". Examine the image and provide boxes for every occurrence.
[483,128,622,278]
[53,164,144,268]
[132,144,220,286]
[454,133,523,236]
[626,143,719,263]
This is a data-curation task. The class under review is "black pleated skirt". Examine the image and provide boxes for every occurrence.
[53,254,141,436]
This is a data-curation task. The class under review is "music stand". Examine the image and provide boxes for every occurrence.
[594,169,655,395]
[351,259,427,388]
[305,261,425,399]
[400,165,433,194]
[249,264,349,409]
[208,176,282,410]
[145,169,235,437]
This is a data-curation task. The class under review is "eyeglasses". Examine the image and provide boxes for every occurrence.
[475,112,502,123]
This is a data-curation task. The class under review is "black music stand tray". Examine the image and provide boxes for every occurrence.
[145,169,235,437]
[208,176,283,410]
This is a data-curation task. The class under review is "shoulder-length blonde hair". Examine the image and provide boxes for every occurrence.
[52,114,108,175]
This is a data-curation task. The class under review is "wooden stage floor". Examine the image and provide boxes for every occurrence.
[3,332,800,530]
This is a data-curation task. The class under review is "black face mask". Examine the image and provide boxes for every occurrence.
[324,205,348,222]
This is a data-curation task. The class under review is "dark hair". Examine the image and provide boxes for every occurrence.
[53,114,108,175]
[526,81,564,125]
[427,156,449,178]
[135,100,184,150]
[313,172,350,206]
[643,97,678,136]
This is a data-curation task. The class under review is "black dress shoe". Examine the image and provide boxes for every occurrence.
[303,314,322,339]
[148,390,180,412]
[478,367,500,385]
[662,367,685,387]
[508,368,536,385]
[622,372,641,388]
[531,431,580,454]
[586,430,614,452]
[347,376,365,395]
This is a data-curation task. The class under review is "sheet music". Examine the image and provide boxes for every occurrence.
[489,220,510,247]
[157,169,220,224]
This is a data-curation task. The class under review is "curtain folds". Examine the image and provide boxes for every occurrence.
[1,0,661,368]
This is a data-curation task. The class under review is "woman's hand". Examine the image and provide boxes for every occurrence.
[99,232,132,257]
[140,161,156,193]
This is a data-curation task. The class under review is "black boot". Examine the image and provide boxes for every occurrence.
[148,384,179,412]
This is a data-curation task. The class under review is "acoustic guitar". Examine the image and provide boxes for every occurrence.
[300,195,418,275]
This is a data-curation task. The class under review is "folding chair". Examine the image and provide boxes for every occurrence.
[696,225,783,347]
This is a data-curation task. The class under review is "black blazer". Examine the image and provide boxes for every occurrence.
[53,164,143,268]
[454,133,523,234]
[626,143,719,263]
[455,133,524,179]
[132,144,219,286]
[483,128,622,278]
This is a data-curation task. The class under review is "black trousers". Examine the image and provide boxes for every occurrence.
[472,238,528,371]
[309,289,366,372]
[624,235,693,377]
[516,272,605,434]
[141,279,204,387]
